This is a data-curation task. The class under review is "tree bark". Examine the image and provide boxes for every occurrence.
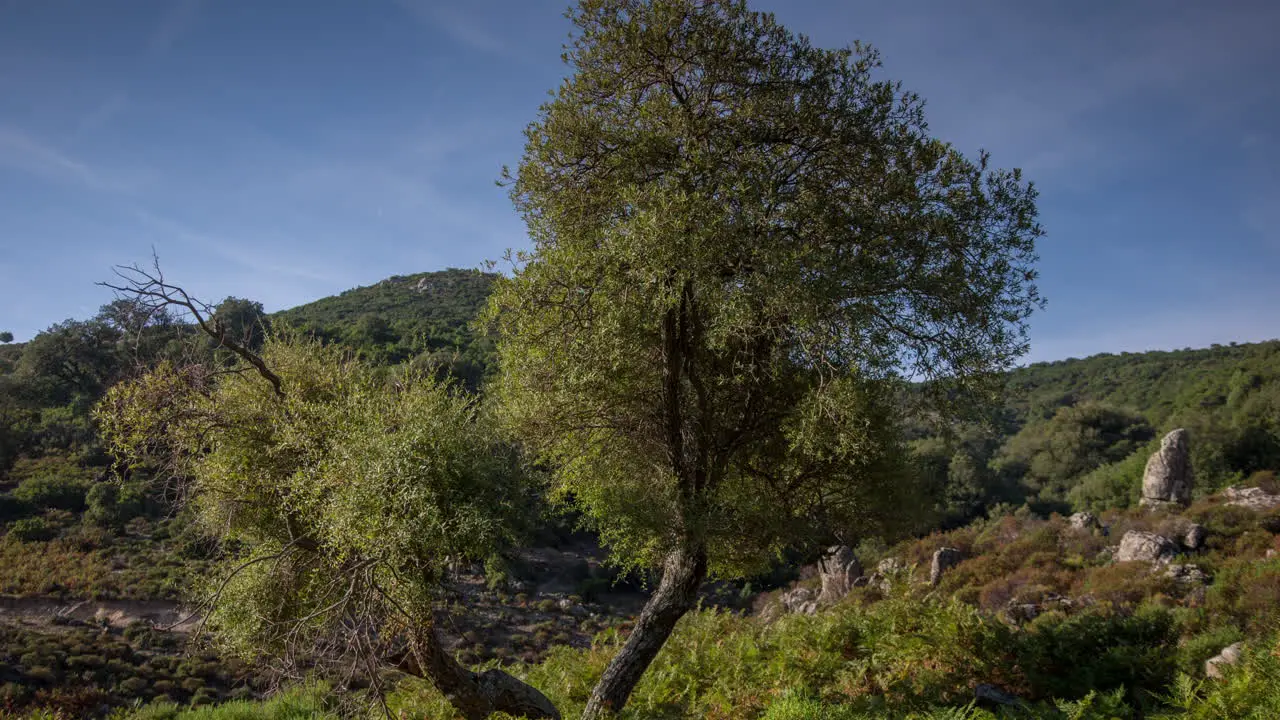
[581,545,708,720]
[404,623,561,720]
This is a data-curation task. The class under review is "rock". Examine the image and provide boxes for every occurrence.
[1068,511,1101,532]
[1224,485,1280,511]
[1115,530,1179,564]
[1205,642,1244,679]
[877,557,906,574]
[870,557,907,592]
[817,545,862,604]
[1141,429,1193,507]
[1267,549,1277,559]
[975,683,1024,708]
[1165,563,1210,584]
[781,587,818,616]
[1183,524,1208,551]
[1005,602,1041,624]
[930,547,964,586]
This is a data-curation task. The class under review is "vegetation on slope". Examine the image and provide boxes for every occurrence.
[272,269,496,386]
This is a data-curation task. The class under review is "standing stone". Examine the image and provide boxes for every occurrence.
[1115,530,1179,564]
[817,545,862,604]
[930,547,964,586]
[1141,429,1193,507]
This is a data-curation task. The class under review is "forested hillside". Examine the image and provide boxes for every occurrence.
[912,341,1280,528]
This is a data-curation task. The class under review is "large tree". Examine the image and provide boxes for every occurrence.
[488,0,1043,716]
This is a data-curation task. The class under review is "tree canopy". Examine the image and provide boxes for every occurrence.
[487,0,1043,714]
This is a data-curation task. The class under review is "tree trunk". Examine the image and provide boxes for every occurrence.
[581,545,708,720]
[404,623,561,720]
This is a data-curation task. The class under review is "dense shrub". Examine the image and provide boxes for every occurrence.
[8,516,57,542]
[12,473,90,512]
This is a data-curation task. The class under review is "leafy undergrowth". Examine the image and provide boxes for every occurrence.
[91,494,1280,720]
[72,601,1280,720]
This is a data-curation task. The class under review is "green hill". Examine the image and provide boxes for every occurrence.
[273,268,498,385]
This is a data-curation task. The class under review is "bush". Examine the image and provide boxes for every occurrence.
[8,516,57,542]
[85,480,148,528]
[12,473,90,511]
[1015,605,1179,703]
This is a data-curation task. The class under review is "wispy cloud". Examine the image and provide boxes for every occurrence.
[133,209,344,287]
[74,92,129,139]
[0,125,107,189]
[149,0,202,54]
[393,0,507,54]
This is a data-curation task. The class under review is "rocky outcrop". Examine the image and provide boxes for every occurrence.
[1205,642,1244,679]
[1223,485,1280,511]
[817,545,862,604]
[1115,531,1179,564]
[930,547,964,586]
[1183,524,1208,551]
[1141,429,1193,507]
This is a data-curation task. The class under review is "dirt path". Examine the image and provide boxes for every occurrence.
[0,594,202,631]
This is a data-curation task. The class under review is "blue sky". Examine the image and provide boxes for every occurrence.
[0,0,1276,364]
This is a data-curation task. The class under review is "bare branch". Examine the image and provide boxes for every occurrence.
[99,253,285,398]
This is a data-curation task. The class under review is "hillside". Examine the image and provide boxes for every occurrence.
[1,272,1278,716]
[272,268,497,385]
[1008,341,1280,427]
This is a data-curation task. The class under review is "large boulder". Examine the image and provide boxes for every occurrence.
[1223,485,1280,511]
[1205,642,1244,679]
[1141,429,1193,507]
[930,547,964,586]
[1115,530,1179,564]
[817,545,862,604]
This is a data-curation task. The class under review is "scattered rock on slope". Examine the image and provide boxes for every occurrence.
[781,587,818,616]
[1223,485,1280,511]
[930,547,964,586]
[1205,642,1244,679]
[817,545,862,604]
[1164,563,1210,584]
[1183,523,1208,551]
[1141,429,1193,507]
[1115,530,1178,564]
[1068,511,1102,532]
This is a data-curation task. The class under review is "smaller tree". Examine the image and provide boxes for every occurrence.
[98,265,560,720]
[0,331,13,343]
